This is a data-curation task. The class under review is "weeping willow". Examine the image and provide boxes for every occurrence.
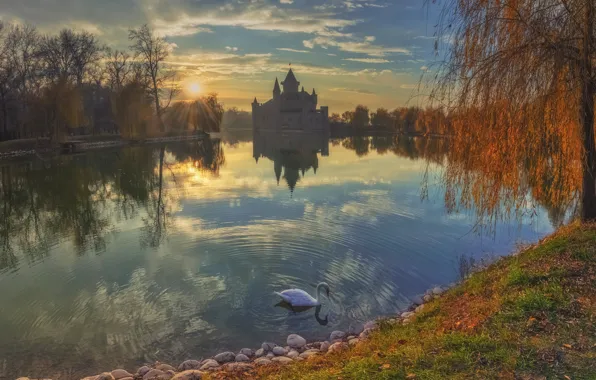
[432,0,596,224]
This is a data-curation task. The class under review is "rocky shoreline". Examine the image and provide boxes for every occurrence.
[15,284,455,380]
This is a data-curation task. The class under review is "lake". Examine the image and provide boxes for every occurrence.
[0,132,555,379]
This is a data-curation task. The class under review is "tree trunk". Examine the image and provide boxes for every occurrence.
[580,1,596,221]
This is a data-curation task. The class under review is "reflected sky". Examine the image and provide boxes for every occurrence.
[0,136,554,379]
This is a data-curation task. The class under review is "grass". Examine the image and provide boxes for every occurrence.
[207,223,596,380]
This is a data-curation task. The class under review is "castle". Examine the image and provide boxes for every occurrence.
[252,69,329,133]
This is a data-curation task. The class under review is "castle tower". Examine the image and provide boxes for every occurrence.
[281,68,300,93]
[311,88,317,105]
[273,78,281,100]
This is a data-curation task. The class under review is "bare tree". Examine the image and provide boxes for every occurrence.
[128,25,178,131]
[104,48,133,91]
[39,29,104,85]
[432,0,596,222]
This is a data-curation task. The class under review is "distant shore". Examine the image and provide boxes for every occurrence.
[0,133,211,160]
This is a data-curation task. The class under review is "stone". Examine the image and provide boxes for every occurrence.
[178,360,201,371]
[295,357,305,361]
[224,362,254,371]
[137,366,151,377]
[348,338,360,346]
[299,349,320,359]
[93,373,115,380]
[156,364,176,372]
[432,286,444,295]
[272,346,287,356]
[142,369,167,380]
[423,294,433,303]
[271,356,293,364]
[286,334,307,349]
[327,342,348,354]
[320,341,331,352]
[286,350,299,359]
[403,318,412,325]
[199,359,219,371]
[266,352,275,359]
[401,311,415,319]
[16,378,30,380]
[255,348,265,358]
[359,329,373,339]
[214,351,236,364]
[363,320,378,330]
[119,378,134,380]
[411,295,424,305]
[261,342,276,351]
[111,369,134,379]
[415,304,425,313]
[239,348,254,357]
[254,358,272,366]
[171,370,203,380]
[235,354,250,362]
[329,330,346,341]
[348,324,364,336]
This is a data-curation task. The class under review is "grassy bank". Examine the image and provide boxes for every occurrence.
[222,223,595,380]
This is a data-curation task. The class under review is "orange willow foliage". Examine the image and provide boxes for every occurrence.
[432,0,593,226]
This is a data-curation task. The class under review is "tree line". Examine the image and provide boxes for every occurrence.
[0,22,223,142]
[329,105,452,136]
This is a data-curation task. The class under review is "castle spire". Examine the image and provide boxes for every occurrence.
[273,78,281,95]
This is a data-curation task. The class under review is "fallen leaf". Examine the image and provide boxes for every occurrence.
[563,344,572,349]
[380,363,391,370]
[564,376,571,380]
[406,374,417,379]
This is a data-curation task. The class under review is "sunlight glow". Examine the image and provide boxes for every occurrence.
[188,82,201,96]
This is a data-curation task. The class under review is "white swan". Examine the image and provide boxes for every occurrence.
[275,282,331,307]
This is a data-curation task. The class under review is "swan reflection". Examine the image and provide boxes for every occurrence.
[274,301,329,326]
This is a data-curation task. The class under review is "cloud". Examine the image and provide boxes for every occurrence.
[280,0,294,3]
[329,87,375,94]
[276,48,310,53]
[303,36,410,57]
[343,58,391,63]
[225,46,239,52]
[420,65,429,71]
[400,84,418,89]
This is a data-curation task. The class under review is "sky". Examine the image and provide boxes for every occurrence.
[0,0,444,113]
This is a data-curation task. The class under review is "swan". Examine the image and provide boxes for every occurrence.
[275,282,330,307]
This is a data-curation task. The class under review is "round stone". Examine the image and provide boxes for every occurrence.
[239,348,254,357]
[363,320,378,330]
[137,366,151,377]
[329,330,346,341]
[261,342,276,351]
[286,350,299,359]
[178,360,201,371]
[254,358,272,366]
[199,359,219,371]
[111,369,133,379]
[156,364,176,372]
[224,362,254,371]
[286,334,307,349]
[411,295,424,305]
[327,342,348,354]
[142,369,166,380]
[171,370,203,380]
[95,373,115,380]
[214,351,236,364]
[320,341,331,352]
[348,338,360,346]
[432,286,444,295]
[272,346,287,356]
[235,354,250,362]
[401,311,415,319]
[423,294,433,303]
[254,348,265,357]
[271,356,293,364]
[415,304,425,313]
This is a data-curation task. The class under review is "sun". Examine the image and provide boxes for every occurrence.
[188,82,201,96]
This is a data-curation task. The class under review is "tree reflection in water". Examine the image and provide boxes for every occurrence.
[0,139,226,271]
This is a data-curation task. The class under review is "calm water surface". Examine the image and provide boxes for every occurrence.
[0,133,554,378]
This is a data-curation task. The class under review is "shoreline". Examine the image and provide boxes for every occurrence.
[0,134,211,160]
[16,282,457,380]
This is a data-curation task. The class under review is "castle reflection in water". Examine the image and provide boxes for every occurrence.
[252,129,329,194]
